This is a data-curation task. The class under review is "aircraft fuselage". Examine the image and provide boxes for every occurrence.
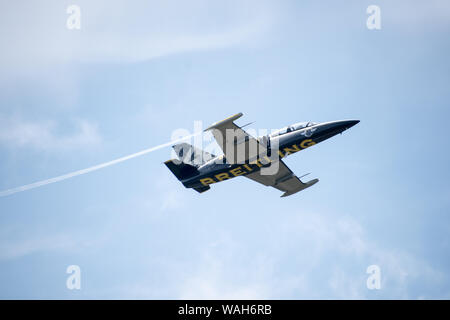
[181,119,359,190]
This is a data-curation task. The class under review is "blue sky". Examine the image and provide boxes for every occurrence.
[0,0,450,299]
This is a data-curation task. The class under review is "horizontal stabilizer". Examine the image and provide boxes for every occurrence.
[193,185,211,193]
[164,159,198,181]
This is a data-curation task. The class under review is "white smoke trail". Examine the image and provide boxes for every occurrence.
[0,133,199,197]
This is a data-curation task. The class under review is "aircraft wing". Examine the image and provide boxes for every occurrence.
[205,113,266,164]
[244,160,319,197]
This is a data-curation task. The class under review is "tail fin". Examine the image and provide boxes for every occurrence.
[164,159,199,181]
[172,143,215,167]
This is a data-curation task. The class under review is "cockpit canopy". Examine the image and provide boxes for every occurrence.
[270,121,317,137]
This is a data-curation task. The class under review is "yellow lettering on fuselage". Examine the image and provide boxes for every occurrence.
[230,167,245,177]
[283,144,300,155]
[198,139,316,187]
[215,173,230,181]
[200,177,215,186]
[250,159,263,167]
[300,139,316,149]
[260,155,272,165]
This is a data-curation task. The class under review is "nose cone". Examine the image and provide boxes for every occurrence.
[324,119,360,133]
[311,119,359,142]
[342,119,360,130]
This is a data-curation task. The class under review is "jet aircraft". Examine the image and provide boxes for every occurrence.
[165,113,359,197]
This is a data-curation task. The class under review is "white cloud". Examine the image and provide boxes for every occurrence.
[172,212,446,299]
[178,235,272,299]
[280,212,446,299]
[160,189,184,211]
[0,116,102,151]
[329,267,366,299]
[0,0,276,71]
[0,233,89,261]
